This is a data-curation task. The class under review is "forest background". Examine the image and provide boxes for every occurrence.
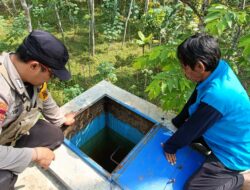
[0,0,249,112]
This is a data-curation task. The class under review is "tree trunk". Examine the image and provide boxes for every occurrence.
[122,0,127,16]
[54,3,65,43]
[144,0,149,14]
[142,45,145,55]
[12,0,16,12]
[114,0,118,17]
[227,0,246,60]
[1,0,14,16]
[88,0,95,56]
[122,0,133,47]
[20,0,32,32]
[180,0,207,31]
[54,2,71,73]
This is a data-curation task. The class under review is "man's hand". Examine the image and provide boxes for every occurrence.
[64,112,76,126]
[242,171,250,190]
[161,143,176,165]
[32,147,55,169]
[165,153,176,165]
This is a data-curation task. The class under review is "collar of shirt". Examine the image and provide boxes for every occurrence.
[2,53,31,100]
[196,60,228,91]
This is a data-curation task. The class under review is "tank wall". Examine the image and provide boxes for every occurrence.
[64,97,154,140]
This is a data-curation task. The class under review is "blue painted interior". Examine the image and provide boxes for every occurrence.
[65,105,205,190]
[70,112,144,147]
[70,113,106,147]
[107,113,144,144]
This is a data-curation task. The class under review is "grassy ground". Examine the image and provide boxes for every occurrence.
[0,7,160,108]
[48,26,153,106]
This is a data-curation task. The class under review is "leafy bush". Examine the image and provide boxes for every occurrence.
[63,84,84,103]
[97,61,117,82]
[103,14,124,41]
[6,12,27,45]
[134,45,194,112]
[49,81,84,106]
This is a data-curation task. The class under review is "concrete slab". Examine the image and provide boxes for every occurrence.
[15,166,67,190]
[49,144,116,190]
[17,80,175,190]
[48,80,176,190]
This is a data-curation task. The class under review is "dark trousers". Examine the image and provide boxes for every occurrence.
[0,119,64,190]
[185,154,244,190]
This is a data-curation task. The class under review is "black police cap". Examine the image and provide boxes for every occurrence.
[21,30,71,80]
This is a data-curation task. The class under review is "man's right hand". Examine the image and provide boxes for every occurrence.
[32,147,55,169]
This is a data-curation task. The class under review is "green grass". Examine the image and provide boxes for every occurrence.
[48,28,151,106]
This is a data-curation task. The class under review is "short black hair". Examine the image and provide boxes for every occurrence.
[15,44,34,63]
[177,34,221,71]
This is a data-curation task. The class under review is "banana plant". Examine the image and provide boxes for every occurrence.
[136,31,153,54]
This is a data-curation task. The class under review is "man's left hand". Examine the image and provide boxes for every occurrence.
[165,153,176,165]
[161,143,176,165]
[64,112,76,126]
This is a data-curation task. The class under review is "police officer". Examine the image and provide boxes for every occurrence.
[0,30,75,190]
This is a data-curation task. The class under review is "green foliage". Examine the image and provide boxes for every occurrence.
[63,84,83,103]
[1,0,249,112]
[0,16,6,30]
[49,81,84,105]
[97,61,117,83]
[103,13,124,41]
[101,0,117,17]
[32,3,54,31]
[136,31,153,45]
[32,4,46,27]
[205,4,248,36]
[134,45,194,111]
[158,2,196,44]
[115,54,136,68]
[101,0,124,41]
[141,7,166,37]
[63,1,80,23]
[238,33,250,62]
[205,3,250,92]
[101,0,123,41]
[238,33,250,87]
[135,31,153,54]
[0,16,9,52]
[6,12,27,45]
[131,3,140,20]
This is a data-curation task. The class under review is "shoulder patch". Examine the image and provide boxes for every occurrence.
[0,102,8,123]
[39,82,49,101]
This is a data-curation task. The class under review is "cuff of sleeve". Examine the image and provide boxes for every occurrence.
[13,148,33,174]
[171,117,178,128]
[163,142,177,154]
[60,115,66,127]
[53,111,66,127]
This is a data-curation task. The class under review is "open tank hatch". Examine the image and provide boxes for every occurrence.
[63,96,154,174]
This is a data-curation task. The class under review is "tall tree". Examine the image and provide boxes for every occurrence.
[122,0,133,46]
[230,0,246,59]
[1,0,14,16]
[20,0,32,32]
[54,2,65,42]
[144,0,149,14]
[12,0,16,12]
[88,0,95,56]
[180,0,210,32]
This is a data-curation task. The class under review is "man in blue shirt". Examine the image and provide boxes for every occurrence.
[162,34,250,190]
